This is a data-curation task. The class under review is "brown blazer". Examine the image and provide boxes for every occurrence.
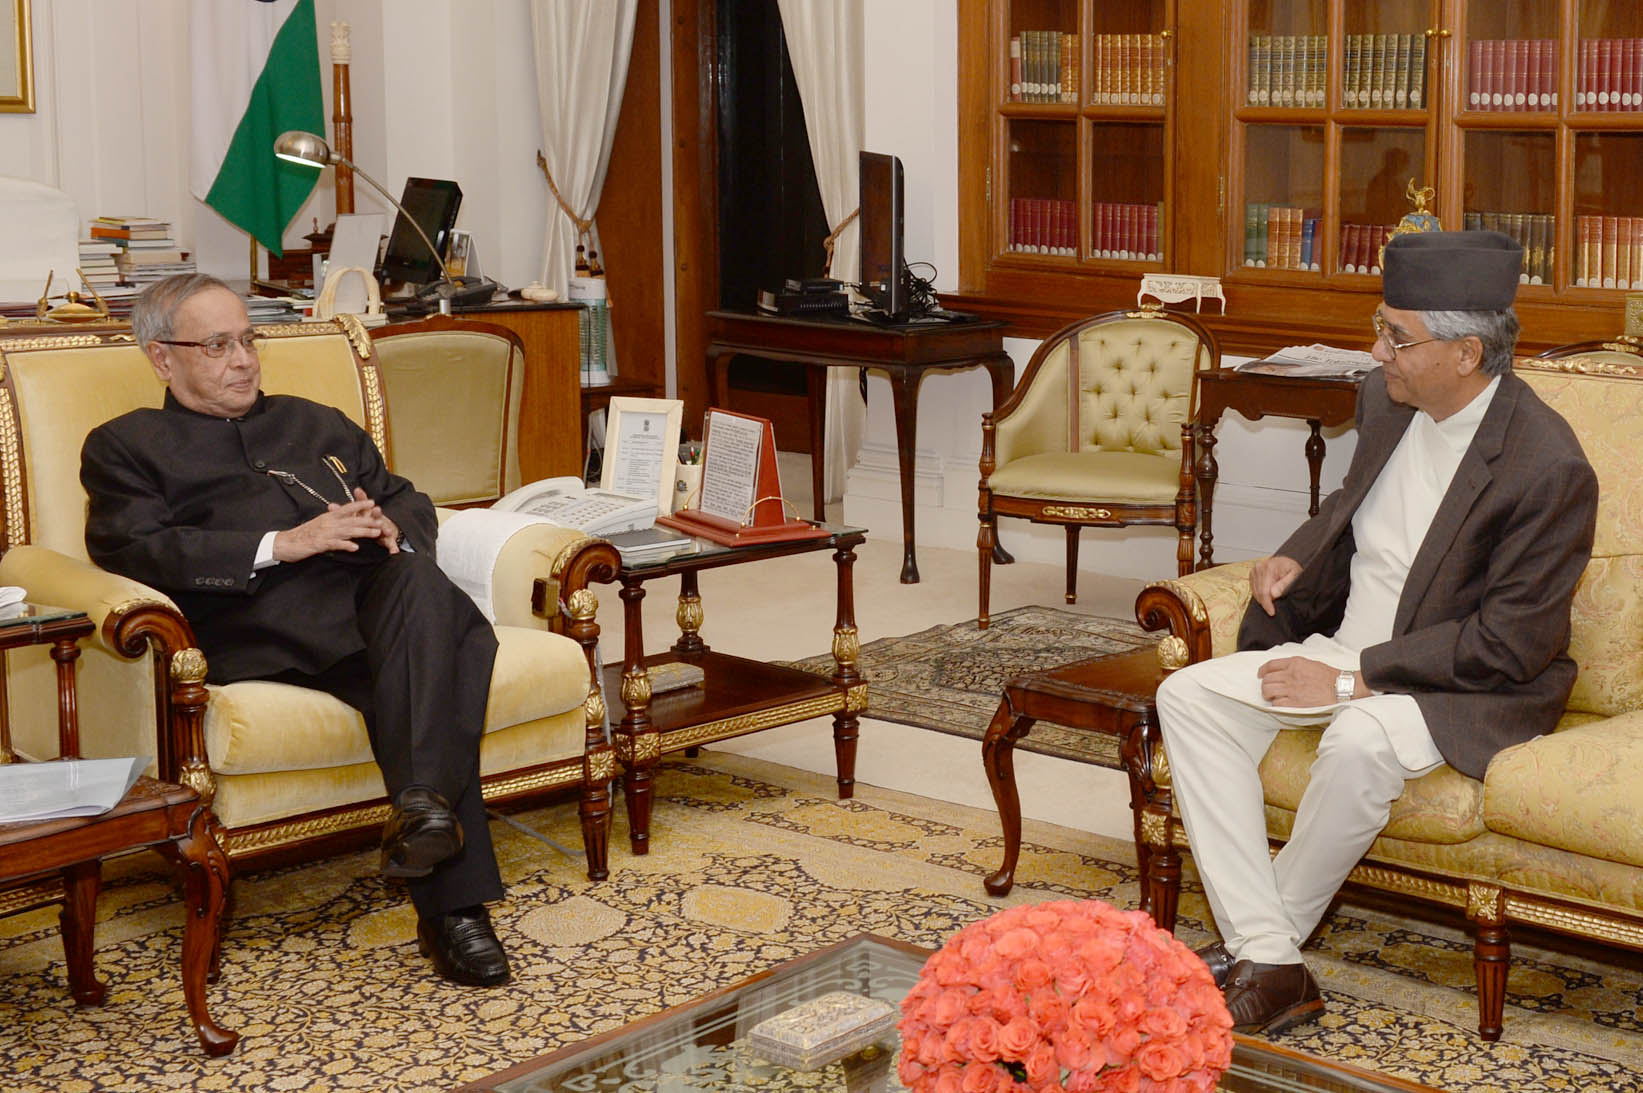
[1239,367,1598,779]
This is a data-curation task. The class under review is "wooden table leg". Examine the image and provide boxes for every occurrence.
[1194,416,1221,570]
[617,577,657,854]
[887,368,924,584]
[807,365,827,522]
[982,698,1034,897]
[830,541,861,799]
[59,859,106,1006]
[50,635,84,759]
[1304,418,1325,515]
[671,570,707,656]
[157,805,238,1057]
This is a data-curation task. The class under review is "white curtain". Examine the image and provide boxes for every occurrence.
[777,0,865,504]
[529,0,638,298]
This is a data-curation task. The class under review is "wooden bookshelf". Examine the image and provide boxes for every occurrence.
[956,0,1643,356]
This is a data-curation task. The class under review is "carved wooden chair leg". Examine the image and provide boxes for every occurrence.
[1143,807,1182,932]
[1065,526,1080,604]
[579,770,612,882]
[59,860,106,1006]
[977,513,997,629]
[1469,885,1510,1041]
[159,805,238,1057]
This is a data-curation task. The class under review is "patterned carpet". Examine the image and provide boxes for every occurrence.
[2,753,1642,1091]
[786,604,1156,767]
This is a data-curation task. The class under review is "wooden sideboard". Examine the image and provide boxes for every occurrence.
[448,300,584,482]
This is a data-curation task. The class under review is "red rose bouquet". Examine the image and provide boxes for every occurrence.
[897,900,1233,1093]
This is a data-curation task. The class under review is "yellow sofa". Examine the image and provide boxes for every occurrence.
[1131,351,1643,1039]
[0,317,620,881]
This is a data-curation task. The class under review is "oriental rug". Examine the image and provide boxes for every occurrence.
[1,753,1641,1092]
[786,605,1157,768]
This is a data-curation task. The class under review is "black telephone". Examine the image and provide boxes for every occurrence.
[415,276,500,308]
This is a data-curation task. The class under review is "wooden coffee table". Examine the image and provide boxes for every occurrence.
[981,647,1168,902]
[455,933,1438,1092]
[600,525,869,854]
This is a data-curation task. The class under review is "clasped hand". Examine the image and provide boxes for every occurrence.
[272,488,402,563]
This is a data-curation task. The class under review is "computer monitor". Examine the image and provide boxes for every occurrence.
[379,177,463,286]
[858,151,907,319]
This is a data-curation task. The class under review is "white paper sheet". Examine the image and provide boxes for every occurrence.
[0,757,149,824]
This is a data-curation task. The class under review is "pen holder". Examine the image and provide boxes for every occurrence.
[673,463,703,513]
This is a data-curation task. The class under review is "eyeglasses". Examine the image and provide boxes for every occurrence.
[1371,312,1444,358]
[156,332,265,358]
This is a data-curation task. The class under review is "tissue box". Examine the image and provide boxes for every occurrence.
[746,991,899,1071]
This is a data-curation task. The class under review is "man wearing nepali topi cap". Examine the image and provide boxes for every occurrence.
[1154,231,1599,1033]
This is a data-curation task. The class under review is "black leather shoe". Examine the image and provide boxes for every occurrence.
[1196,941,1235,988]
[381,786,463,879]
[1223,959,1324,1034]
[417,905,511,987]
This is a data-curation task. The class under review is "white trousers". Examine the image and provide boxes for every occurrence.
[1155,642,1443,965]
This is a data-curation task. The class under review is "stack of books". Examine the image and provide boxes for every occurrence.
[1008,197,1078,257]
[1091,202,1161,262]
[1576,39,1643,111]
[1339,33,1429,109]
[76,238,123,291]
[90,216,195,286]
[1466,39,1558,111]
[1244,204,1321,271]
[1337,222,1397,275]
[1009,31,1078,103]
[1247,34,1329,108]
[1088,33,1166,106]
[1573,215,1642,289]
[1463,211,1554,285]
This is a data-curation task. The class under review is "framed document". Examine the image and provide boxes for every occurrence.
[600,396,682,513]
[1,0,33,113]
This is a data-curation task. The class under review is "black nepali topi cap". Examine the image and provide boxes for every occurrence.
[1381,230,1524,311]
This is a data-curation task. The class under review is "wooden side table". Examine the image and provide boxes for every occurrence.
[982,647,1167,906]
[0,604,237,1056]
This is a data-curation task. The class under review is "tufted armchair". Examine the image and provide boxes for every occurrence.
[1131,345,1643,1039]
[977,307,1218,628]
[370,314,525,507]
[0,320,620,896]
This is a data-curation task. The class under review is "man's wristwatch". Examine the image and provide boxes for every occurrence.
[1335,669,1356,703]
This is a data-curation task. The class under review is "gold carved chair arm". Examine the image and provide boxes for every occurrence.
[1134,560,1257,668]
[0,544,211,794]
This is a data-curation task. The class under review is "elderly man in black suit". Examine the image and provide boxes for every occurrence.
[1157,232,1598,1033]
[81,273,510,987]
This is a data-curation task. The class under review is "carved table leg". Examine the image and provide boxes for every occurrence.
[1470,884,1509,1041]
[1304,418,1325,515]
[1194,418,1220,570]
[617,577,657,854]
[831,541,861,799]
[982,700,1034,897]
[1142,804,1182,932]
[672,570,707,656]
[50,635,84,759]
[888,368,923,584]
[156,805,238,1056]
[59,860,106,1006]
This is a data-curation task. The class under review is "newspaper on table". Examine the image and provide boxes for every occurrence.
[1236,343,1377,378]
[0,756,148,824]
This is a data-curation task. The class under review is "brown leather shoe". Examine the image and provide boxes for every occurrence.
[417,905,511,987]
[1223,959,1324,1034]
[381,786,463,879]
[1196,941,1235,988]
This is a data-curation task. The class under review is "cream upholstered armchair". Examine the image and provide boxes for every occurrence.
[1131,342,1643,1039]
[370,314,525,507]
[0,320,620,890]
[977,307,1218,628]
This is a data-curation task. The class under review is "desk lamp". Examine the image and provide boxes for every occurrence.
[273,130,457,315]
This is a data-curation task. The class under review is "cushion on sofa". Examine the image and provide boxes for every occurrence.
[1482,711,1643,869]
[204,626,590,775]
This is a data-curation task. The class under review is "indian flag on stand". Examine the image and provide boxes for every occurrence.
[190,0,324,256]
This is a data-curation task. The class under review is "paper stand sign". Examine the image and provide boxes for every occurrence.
[656,408,830,546]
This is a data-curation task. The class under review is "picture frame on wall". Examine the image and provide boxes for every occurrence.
[1,0,33,113]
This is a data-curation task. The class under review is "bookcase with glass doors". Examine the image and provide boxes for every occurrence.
[956,0,1643,353]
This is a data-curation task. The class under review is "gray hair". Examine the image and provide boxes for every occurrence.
[131,273,236,351]
[1418,307,1519,377]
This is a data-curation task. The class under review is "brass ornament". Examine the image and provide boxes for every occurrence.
[0,386,23,547]
[178,758,216,802]
[1156,635,1189,671]
[1152,741,1170,785]
[1140,810,1170,847]
[1147,577,1210,623]
[583,688,606,731]
[1467,883,1505,923]
[845,683,869,712]
[1043,505,1113,520]
[330,313,374,359]
[831,625,860,667]
[588,750,616,783]
[567,588,598,621]
[620,668,652,711]
[170,647,209,684]
[676,591,703,634]
[550,536,594,579]
[1530,355,1643,378]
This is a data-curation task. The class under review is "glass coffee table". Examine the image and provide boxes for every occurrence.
[456,934,1436,1092]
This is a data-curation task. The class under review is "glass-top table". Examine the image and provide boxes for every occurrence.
[456,934,1436,1092]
